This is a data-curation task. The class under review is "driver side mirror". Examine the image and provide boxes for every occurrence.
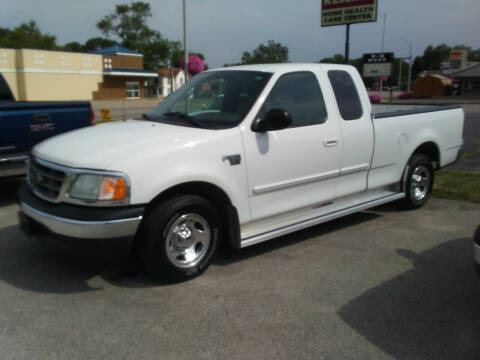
[251,109,292,132]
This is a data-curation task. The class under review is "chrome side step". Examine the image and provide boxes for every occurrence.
[240,193,405,248]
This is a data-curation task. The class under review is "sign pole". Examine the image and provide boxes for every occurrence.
[345,24,350,64]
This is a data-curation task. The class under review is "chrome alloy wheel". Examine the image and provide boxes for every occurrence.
[410,165,431,202]
[165,214,211,268]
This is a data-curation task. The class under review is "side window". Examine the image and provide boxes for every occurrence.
[327,70,363,121]
[262,72,327,127]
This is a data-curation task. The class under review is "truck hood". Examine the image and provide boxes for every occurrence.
[33,120,220,170]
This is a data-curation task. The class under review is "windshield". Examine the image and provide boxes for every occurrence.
[148,70,272,129]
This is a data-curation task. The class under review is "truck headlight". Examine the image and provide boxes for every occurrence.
[68,174,129,203]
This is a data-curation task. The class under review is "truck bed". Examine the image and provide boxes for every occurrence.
[372,104,462,118]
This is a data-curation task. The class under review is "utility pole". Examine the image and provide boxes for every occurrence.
[401,38,413,90]
[398,59,402,92]
[183,0,188,81]
[379,14,386,95]
[345,24,350,64]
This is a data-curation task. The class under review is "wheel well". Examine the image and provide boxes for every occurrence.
[412,142,440,169]
[138,182,240,249]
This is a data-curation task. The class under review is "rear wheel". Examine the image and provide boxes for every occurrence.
[139,195,220,282]
[400,154,434,209]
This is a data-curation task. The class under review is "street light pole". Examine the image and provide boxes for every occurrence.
[183,0,188,80]
[401,38,413,91]
[379,14,387,96]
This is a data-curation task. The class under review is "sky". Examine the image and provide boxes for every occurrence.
[2,0,480,68]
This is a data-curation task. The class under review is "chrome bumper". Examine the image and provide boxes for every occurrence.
[20,201,142,240]
[0,154,28,178]
[474,242,480,267]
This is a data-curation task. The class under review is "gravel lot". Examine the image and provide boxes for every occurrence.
[1,177,479,360]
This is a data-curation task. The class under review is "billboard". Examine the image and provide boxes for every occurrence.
[363,52,394,77]
[321,0,378,27]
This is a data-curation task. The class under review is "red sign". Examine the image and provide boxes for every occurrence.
[321,0,378,27]
[323,0,375,10]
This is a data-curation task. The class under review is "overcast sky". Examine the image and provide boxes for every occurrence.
[3,0,480,68]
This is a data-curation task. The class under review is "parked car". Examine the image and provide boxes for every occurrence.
[17,64,464,282]
[0,74,94,178]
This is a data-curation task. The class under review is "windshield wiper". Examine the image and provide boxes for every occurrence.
[163,112,205,128]
[142,113,154,121]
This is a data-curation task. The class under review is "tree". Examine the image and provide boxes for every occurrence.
[241,40,289,64]
[0,21,57,50]
[170,42,207,69]
[97,2,176,69]
[422,44,451,71]
[63,42,84,52]
[97,2,155,50]
[83,37,119,52]
[319,54,346,64]
[138,33,171,70]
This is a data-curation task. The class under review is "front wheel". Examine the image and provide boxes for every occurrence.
[400,154,434,210]
[139,195,220,282]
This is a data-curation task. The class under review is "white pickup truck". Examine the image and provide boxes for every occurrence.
[18,64,464,281]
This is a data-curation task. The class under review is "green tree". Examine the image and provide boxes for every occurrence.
[97,2,155,50]
[422,44,451,71]
[319,54,347,64]
[63,41,84,52]
[0,21,57,50]
[83,37,119,52]
[241,40,289,64]
[169,41,207,69]
[96,2,172,69]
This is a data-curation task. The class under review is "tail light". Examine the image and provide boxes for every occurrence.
[89,108,95,125]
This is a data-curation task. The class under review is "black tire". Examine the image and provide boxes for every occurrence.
[139,195,220,282]
[399,154,434,210]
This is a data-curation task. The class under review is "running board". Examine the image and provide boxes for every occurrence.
[240,193,405,248]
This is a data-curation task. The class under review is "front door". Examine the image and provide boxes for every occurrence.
[242,71,342,222]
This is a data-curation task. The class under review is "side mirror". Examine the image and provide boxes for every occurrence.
[251,109,292,132]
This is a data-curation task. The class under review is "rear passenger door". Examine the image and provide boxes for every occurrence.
[327,69,374,197]
[242,71,342,221]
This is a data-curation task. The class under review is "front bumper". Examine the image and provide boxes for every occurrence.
[0,153,28,178]
[18,183,144,251]
[474,230,480,277]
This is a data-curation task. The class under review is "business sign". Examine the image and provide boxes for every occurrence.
[321,0,378,27]
[363,52,394,77]
[450,49,467,70]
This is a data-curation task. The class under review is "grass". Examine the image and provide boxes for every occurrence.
[433,170,480,203]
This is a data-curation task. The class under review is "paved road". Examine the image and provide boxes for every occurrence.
[449,104,480,171]
[91,99,159,121]
[1,177,479,359]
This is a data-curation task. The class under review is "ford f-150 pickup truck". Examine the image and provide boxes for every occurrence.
[0,74,94,178]
[17,64,464,282]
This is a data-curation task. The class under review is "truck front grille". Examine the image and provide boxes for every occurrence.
[28,158,67,201]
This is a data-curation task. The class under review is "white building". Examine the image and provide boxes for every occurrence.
[157,68,186,98]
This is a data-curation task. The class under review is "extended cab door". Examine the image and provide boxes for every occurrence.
[326,69,374,197]
[241,70,342,222]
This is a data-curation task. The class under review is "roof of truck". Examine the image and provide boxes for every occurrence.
[210,63,356,74]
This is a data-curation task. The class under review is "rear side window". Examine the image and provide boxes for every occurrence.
[262,72,328,127]
[328,70,363,121]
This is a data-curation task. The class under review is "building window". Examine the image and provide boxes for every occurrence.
[126,81,140,98]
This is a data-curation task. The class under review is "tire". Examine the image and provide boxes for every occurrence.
[139,195,220,282]
[400,154,434,210]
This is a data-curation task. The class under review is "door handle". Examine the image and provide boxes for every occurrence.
[323,138,339,147]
